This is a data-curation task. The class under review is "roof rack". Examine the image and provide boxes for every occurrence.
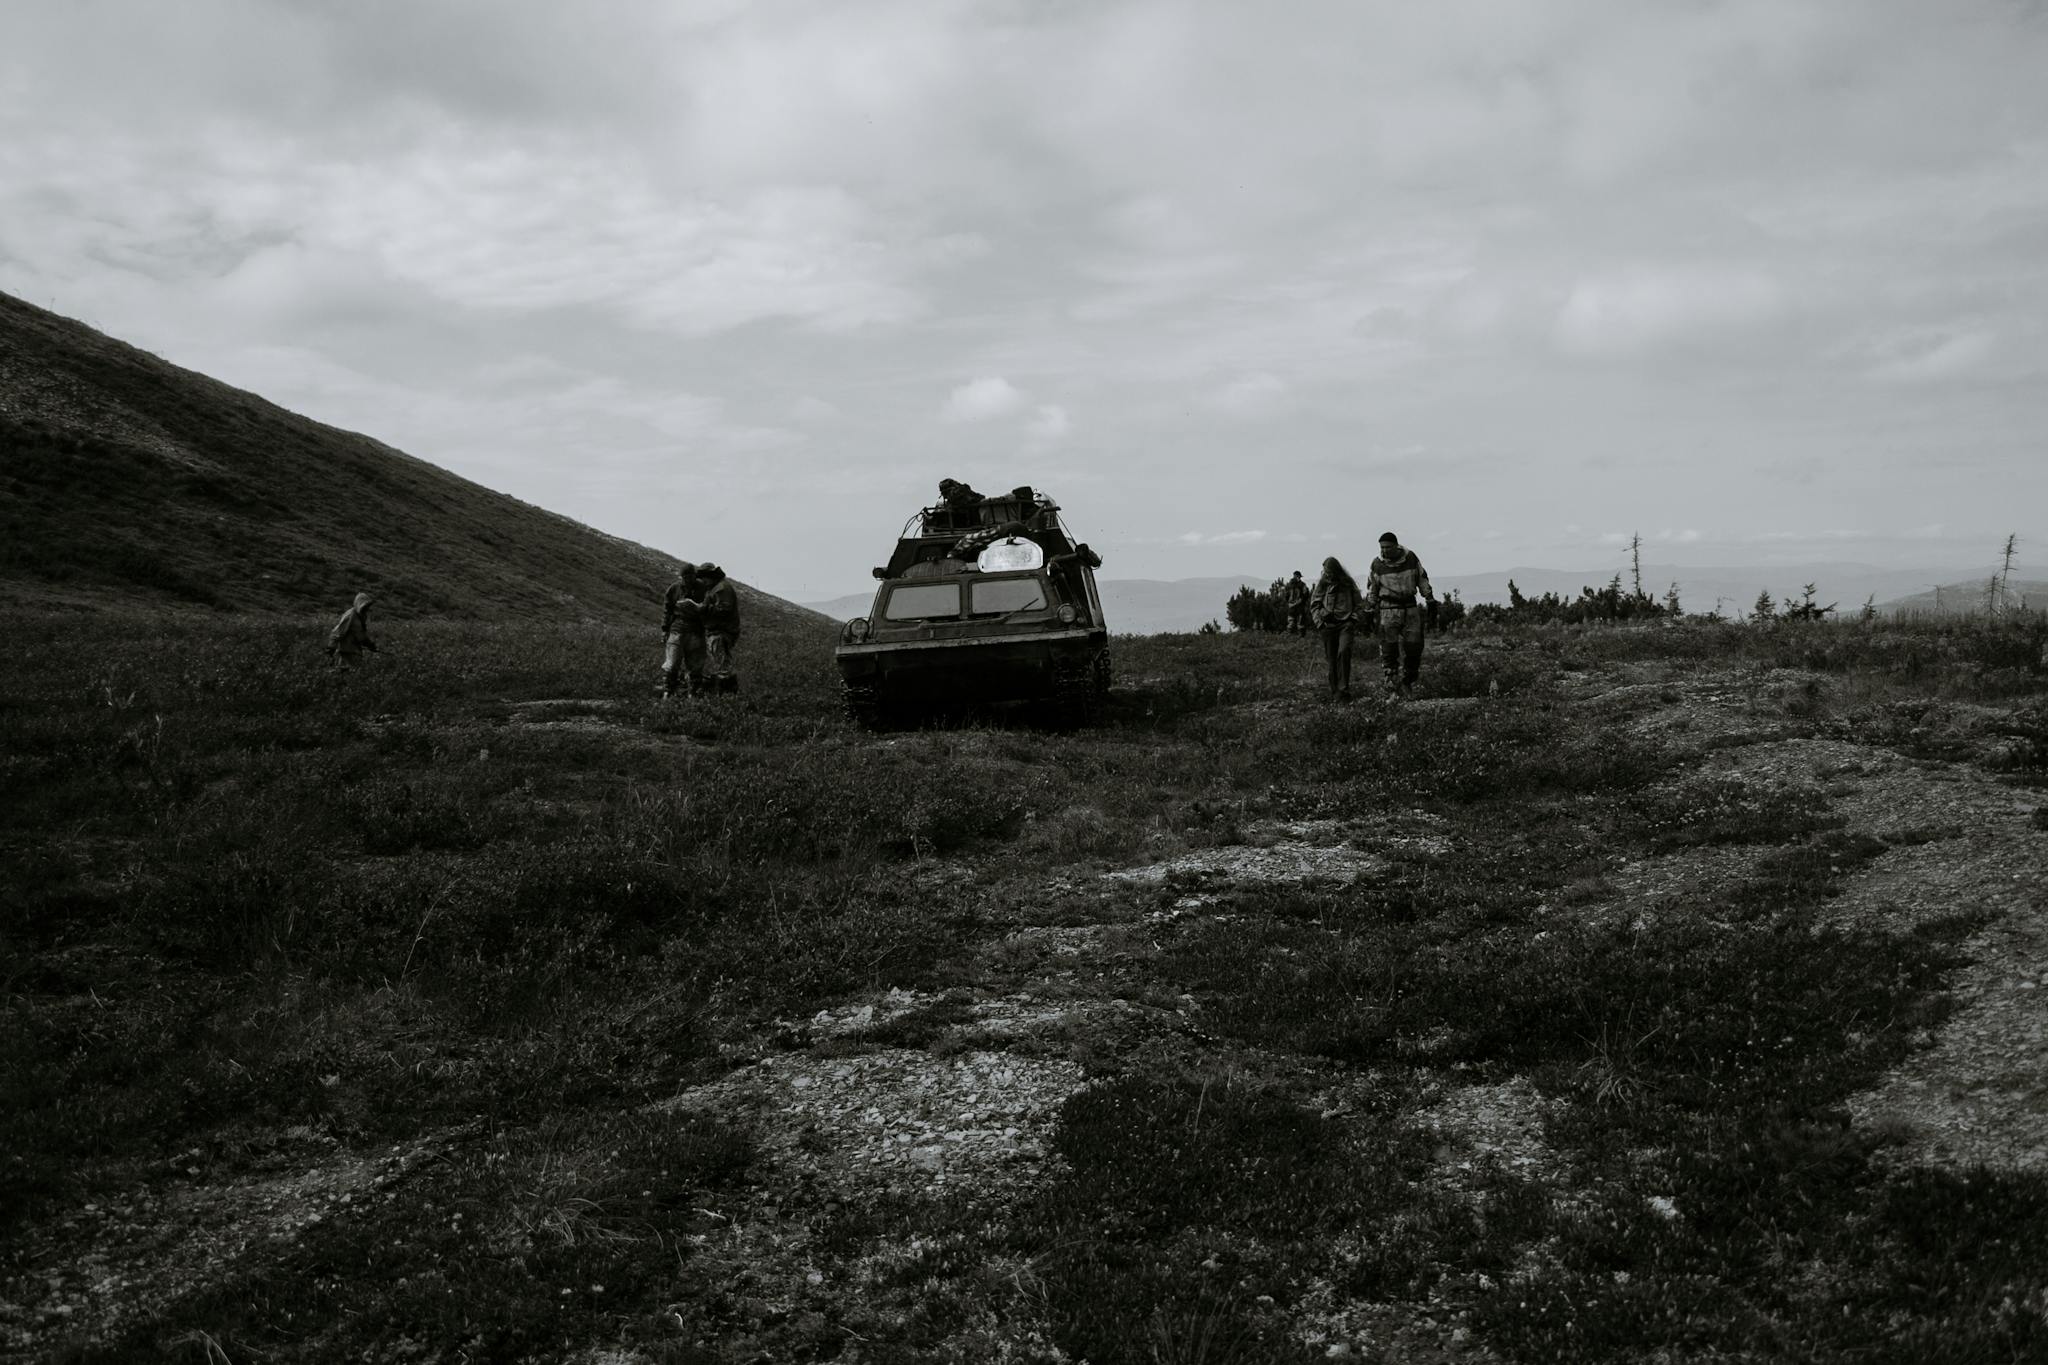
[882,488,1081,578]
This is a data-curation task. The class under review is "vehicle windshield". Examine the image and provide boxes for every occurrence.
[968,576,1048,616]
[882,582,962,620]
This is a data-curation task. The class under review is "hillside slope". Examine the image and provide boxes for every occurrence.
[1877,578,2048,616]
[0,291,820,629]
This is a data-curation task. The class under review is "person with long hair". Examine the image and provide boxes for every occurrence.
[1311,556,1365,701]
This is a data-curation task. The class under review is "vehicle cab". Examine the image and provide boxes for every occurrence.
[835,485,1111,723]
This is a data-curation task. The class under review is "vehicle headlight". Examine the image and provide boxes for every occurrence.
[1056,604,1078,624]
[845,617,871,642]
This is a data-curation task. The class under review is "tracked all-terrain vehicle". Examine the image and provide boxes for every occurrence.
[835,485,1111,727]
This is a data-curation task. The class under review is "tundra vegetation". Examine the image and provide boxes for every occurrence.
[4,608,2047,1363]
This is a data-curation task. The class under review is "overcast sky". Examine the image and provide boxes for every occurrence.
[4,0,2044,602]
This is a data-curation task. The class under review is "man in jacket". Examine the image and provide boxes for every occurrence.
[1365,531,1437,695]
[698,563,742,695]
[660,563,707,698]
[1282,570,1310,635]
[326,592,377,666]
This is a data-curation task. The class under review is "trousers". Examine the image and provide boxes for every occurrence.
[1377,606,1425,689]
[662,629,707,694]
[1319,620,1356,698]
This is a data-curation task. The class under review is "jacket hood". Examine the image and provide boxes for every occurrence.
[353,592,374,610]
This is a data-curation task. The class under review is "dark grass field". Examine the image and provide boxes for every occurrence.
[4,610,2047,1362]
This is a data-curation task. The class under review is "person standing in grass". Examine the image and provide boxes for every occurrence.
[1282,569,1311,636]
[660,562,708,698]
[1311,557,1364,702]
[698,563,742,695]
[326,592,377,666]
[1366,530,1438,696]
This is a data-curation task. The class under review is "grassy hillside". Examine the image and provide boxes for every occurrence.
[4,610,2046,1360]
[0,290,819,630]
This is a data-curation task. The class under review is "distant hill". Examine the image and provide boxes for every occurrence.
[1439,562,2009,619]
[1875,578,2048,616]
[805,561,2018,635]
[0,291,824,630]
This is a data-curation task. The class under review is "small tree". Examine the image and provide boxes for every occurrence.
[1782,583,1836,623]
[1663,581,1683,618]
[1223,580,1288,632]
[1752,589,1778,623]
[1990,533,2020,615]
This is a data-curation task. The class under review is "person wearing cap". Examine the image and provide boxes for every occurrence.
[326,591,377,666]
[1365,531,1437,695]
[660,562,707,698]
[698,563,742,695]
[1282,569,1311,636]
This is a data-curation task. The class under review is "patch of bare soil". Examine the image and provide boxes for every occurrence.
[1,1129,459,1353]
[1579,675,2048,1177]
[665,1049,1083,1203]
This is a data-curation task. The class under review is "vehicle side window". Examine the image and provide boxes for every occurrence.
[882,583,963,620]
[968,576,1048,615]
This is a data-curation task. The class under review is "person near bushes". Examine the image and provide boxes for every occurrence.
[1366,531,1438,695]
[1282,569,1311,636]
[1311,557,1364,702]
[660,562,707,698]
[698,563,742,695]
[326,592,377,666]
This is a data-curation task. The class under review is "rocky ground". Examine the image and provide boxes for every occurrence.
[7,653,2046,1361]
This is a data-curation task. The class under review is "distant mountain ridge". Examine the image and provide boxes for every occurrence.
[1876,578,2048,616]
[809,560,2020,634]
[0,290,823,629]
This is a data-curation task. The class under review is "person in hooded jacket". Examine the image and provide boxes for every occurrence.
[326,592,377,665]
[1311,557,1364,701]
[1366,531,1438,695]
[698,564,742,695]
[660,562,707,698]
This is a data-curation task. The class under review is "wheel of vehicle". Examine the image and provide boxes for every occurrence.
[1051,657,1101,728]
[841,680,882,729]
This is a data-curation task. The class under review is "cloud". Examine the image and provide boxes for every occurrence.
[941,376,1026,422]
[1865,328,1996,383]
[1207,372,1287,417]
[1553,264,1786,356]
[4,1,2047,598]
[1027,404,1070,439]
[1179,529,1266,547]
